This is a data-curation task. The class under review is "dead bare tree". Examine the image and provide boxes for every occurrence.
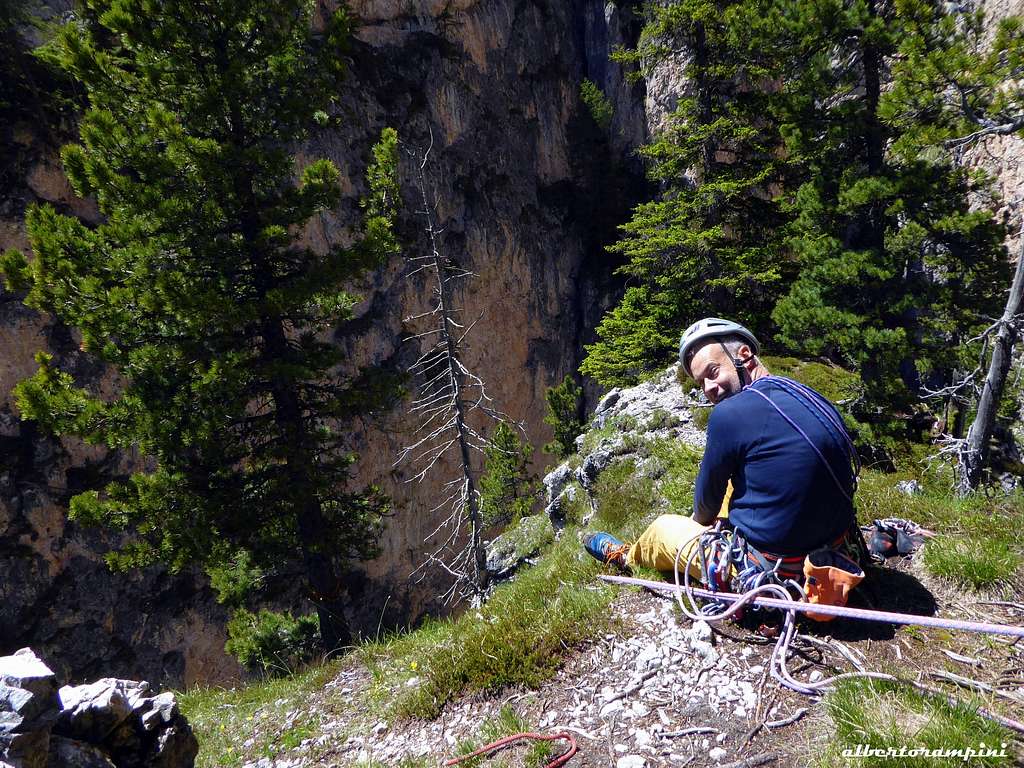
[925,226,1023,493]
[395,134,504,603]
[960,230,1024,491]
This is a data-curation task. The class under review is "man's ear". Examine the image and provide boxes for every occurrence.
[735,343,754,365]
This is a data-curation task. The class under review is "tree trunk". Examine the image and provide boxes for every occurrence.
[262,318,352,653]
[961,230,1024,493]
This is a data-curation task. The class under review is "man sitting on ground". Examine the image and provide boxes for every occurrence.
[583,317,867,591]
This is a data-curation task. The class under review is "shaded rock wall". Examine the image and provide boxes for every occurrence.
[0,0,647,686]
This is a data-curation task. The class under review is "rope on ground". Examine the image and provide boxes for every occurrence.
[594,530,1024,735]
[444,731,577,768]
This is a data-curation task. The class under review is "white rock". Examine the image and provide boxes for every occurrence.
[733,706,746,717]
[748,664,764,675]
[809,670,824,683]
[634,729,652,747]
[600,700,625,718]
[709,746,728,761]
[631,702,649,718]
[716,732,727,743]
[616,756,645,768]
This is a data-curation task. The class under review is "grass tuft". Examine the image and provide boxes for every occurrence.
[452,705,553,768]
[178,659,344,767]
[817,678,1016,767]
[921,537,1021,592]
[363,531,615,720]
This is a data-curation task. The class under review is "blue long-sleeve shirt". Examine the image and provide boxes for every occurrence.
[693,376,855,556]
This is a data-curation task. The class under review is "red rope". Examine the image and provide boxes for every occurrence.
[444,731,578,768]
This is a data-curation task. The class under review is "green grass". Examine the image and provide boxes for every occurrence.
[643,438,703,516]
[761,355,860,404]
[855,468,1023,591]
[816,678,1016,767]
[178,659,345,767]
[921,537,1021,592]
[451,705,554,768]
[360,530,616,720]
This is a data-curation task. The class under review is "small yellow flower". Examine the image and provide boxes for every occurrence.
[410,661,418,670]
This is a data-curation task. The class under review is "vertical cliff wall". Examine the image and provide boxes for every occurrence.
[0,0,647,686]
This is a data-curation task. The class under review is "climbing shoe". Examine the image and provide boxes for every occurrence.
[582,531,630,570]
[864,518,934,562]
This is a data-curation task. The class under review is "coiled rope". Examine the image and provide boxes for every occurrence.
[597,535,1024,733]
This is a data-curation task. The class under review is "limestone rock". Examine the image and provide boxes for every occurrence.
[485,515,553,580]
[543,463,573,504]
[55,681,132,743]
[0,650,59,731]
[46,736,115,768]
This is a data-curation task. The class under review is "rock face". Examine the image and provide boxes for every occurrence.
[0,0,647,685]
[2,0,1022,691]
[0,648,196,768]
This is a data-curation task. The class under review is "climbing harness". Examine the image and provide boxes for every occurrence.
[444,730,577,768]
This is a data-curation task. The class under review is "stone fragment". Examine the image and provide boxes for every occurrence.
[1,729,50,768]
[709,746,727,761]
[616,756,644,768]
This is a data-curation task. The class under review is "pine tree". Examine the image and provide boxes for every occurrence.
[581,0,795,386]
[543,374,584,458]
[881,0,1024,487]
[479,422,534,528]
[1,0,399,653]
[770,0,1009,437]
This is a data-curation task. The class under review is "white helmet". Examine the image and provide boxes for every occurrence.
[678,317,760,377]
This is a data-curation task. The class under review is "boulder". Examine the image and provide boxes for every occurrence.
[46,736,115,768]
[542,462,573,504]
[485,516,554,580]
[0,650,59,731]
[55,681,132,743]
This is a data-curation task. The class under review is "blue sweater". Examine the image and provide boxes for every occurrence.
[693,376,855,556]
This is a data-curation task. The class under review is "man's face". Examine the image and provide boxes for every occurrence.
[689,342,745,404]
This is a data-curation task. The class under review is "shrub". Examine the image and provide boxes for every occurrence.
[543,375,584,458]
[579,78,613,130]
[226,609,321,677]
[480,422,536,527]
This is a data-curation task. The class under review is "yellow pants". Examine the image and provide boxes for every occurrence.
[625,482,732,577]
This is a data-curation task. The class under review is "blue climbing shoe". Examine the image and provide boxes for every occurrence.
[583,531,630,569]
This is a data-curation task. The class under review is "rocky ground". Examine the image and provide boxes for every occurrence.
[216,366,1024,768]
[230,557,1024,768]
